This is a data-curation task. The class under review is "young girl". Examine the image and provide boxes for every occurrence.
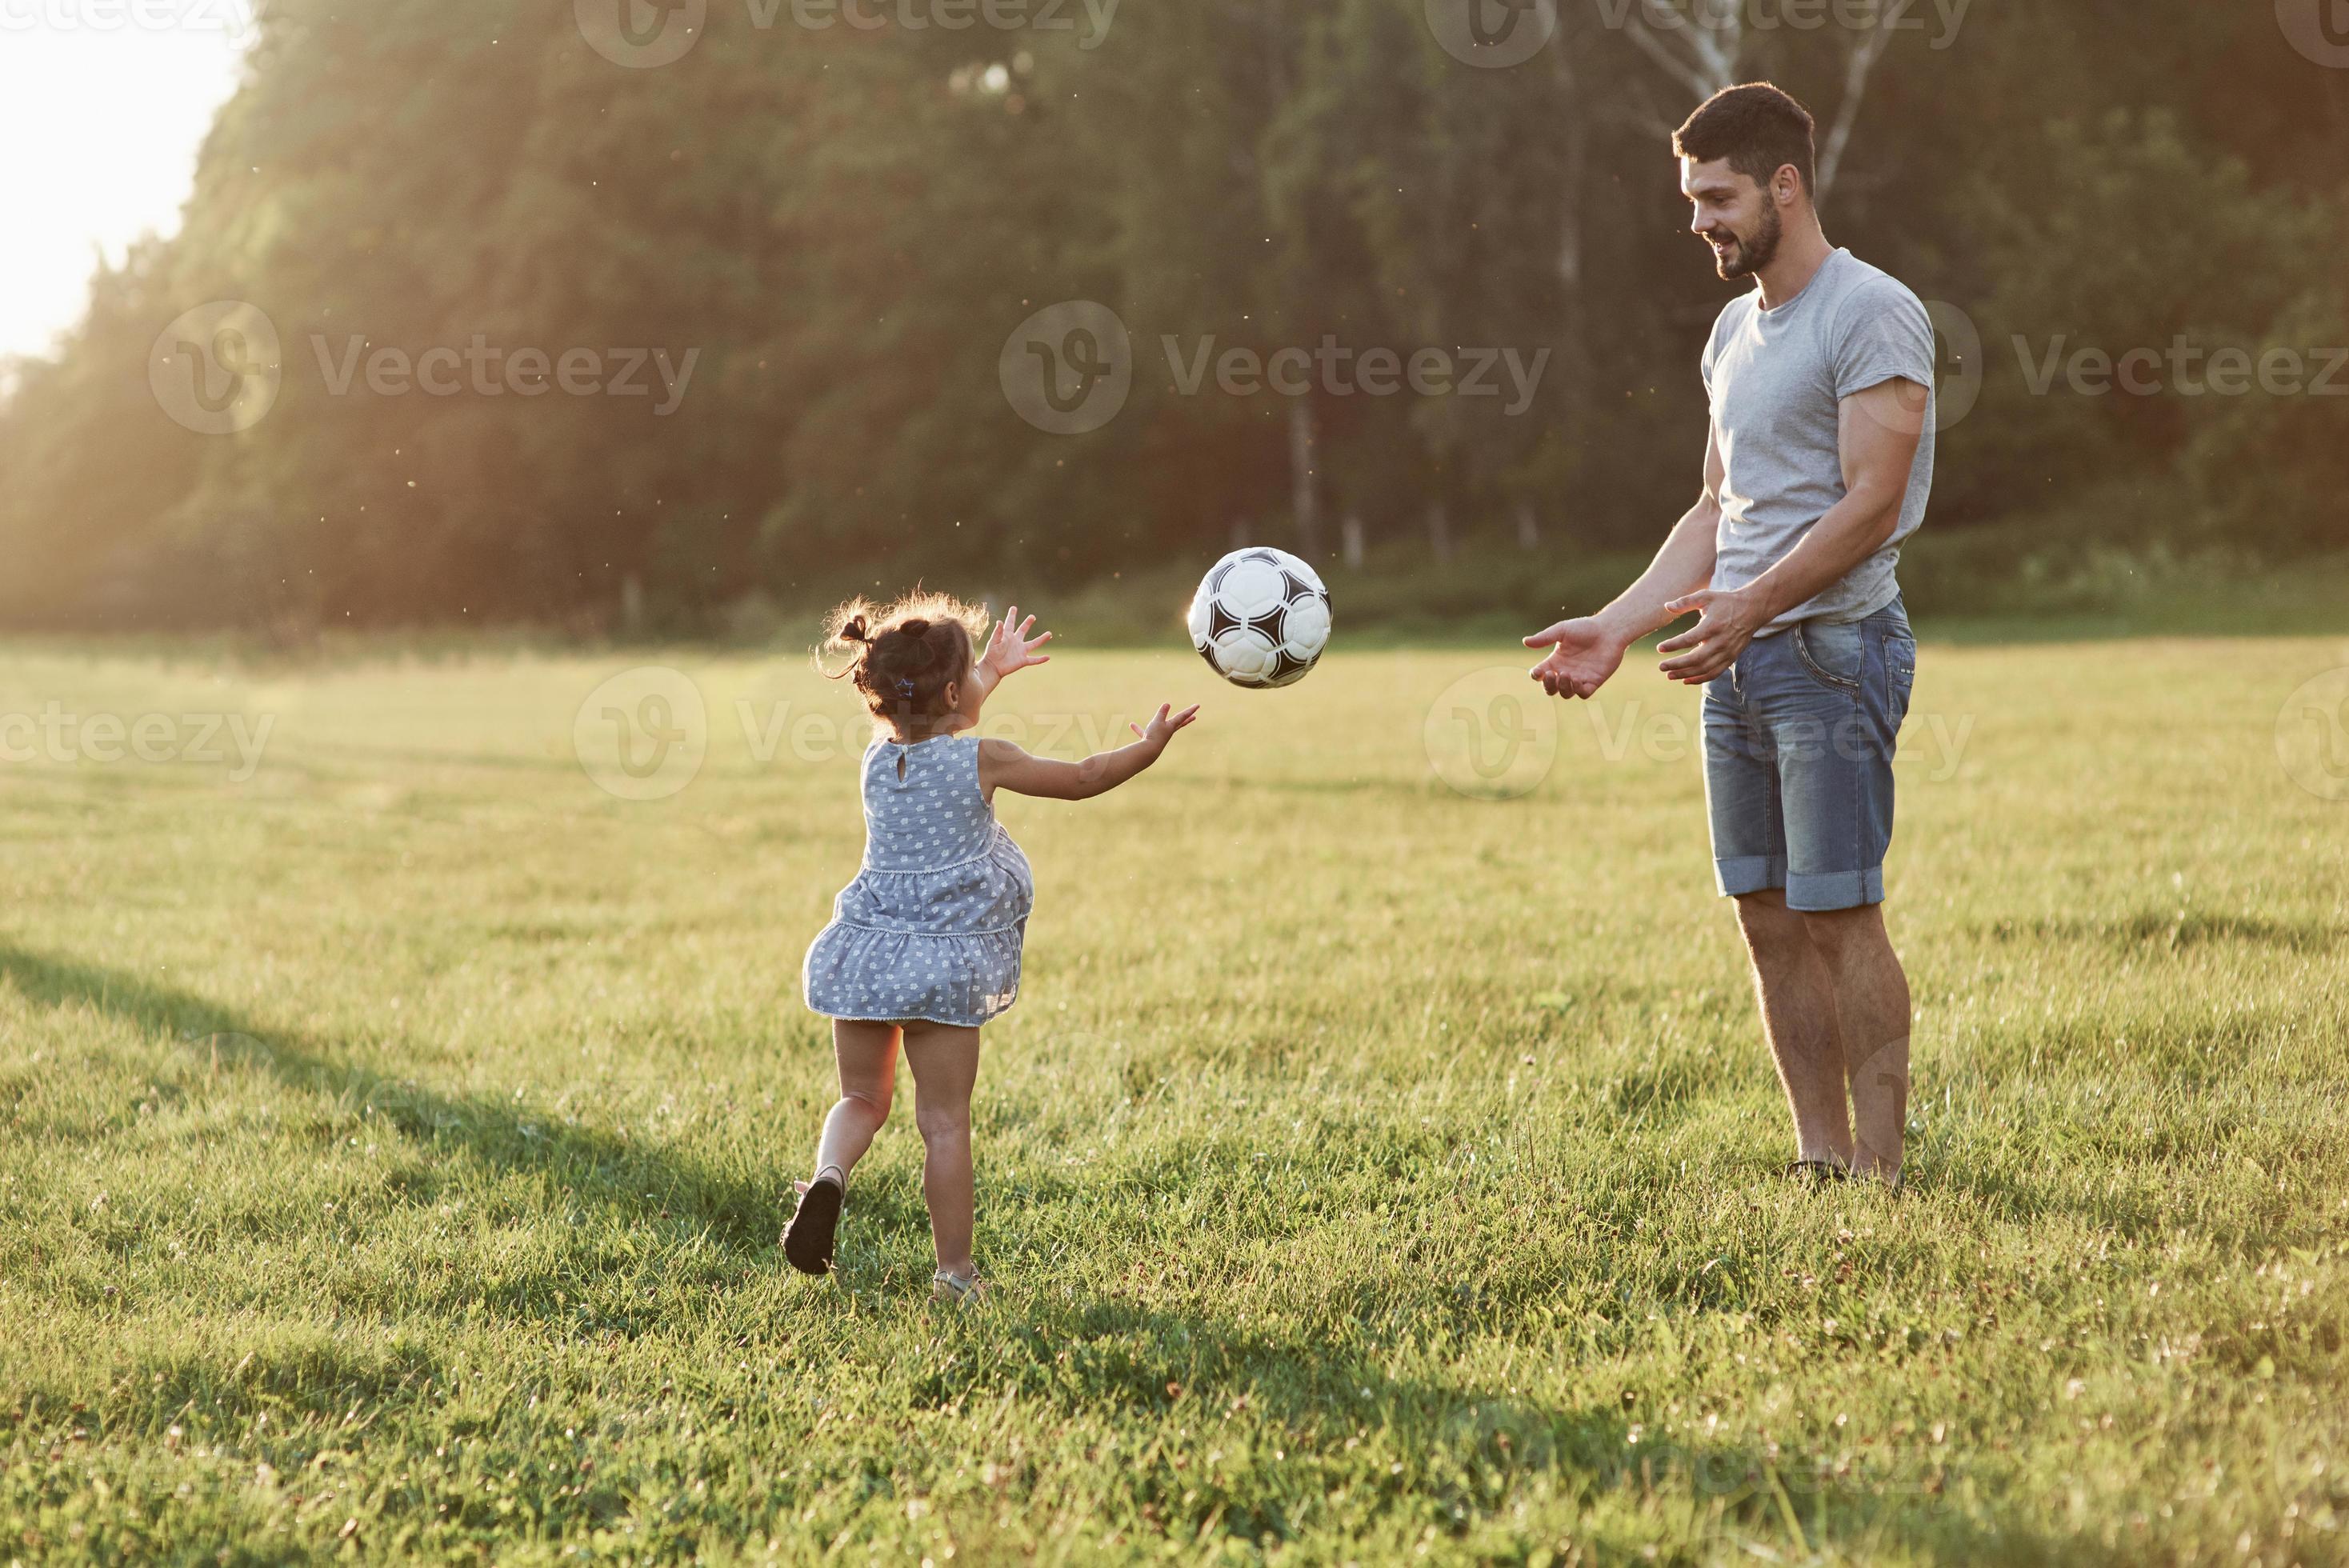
[786,590,1199,1301]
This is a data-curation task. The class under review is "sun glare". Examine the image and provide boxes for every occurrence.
[0,15,246,358]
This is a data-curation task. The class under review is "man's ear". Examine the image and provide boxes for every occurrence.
[1773,163,1803,206]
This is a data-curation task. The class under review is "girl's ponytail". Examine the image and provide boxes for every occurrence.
[814,590,991,738]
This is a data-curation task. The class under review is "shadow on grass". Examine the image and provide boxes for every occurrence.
[1974,909,2345,953]
[0,942,783,1251]
[898,1299,2133,1565]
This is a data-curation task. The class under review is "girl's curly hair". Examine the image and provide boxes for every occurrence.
[818,590,992,737]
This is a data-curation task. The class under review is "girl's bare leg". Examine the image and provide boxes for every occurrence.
[811,1020,900,1186]
[899,1022,982,1277]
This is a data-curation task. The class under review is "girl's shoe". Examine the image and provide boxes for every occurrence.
[782,1169,845,1275]
[931,1269,988,1304]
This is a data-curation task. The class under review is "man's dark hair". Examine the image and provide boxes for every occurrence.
[1673,82,1818,199]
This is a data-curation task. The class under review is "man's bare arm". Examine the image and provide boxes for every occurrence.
[1526,425,1723,699]
[1727,378,1923,627]
[1655,378,1925,685]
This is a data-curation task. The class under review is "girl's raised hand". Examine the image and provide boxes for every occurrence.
[1130,702,1201,750]
[980,605,1053,682]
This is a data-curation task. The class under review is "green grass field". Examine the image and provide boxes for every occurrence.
[5,634,2348,1565]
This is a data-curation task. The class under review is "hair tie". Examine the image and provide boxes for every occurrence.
[894,677,918,698]
[841,616,870,644]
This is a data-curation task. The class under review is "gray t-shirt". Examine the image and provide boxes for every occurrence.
[1700,247,1935,632]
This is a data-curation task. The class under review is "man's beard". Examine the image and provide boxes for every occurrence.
[1715,202,1783,280]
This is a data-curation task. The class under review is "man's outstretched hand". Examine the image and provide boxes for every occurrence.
[1525,617,1629,700]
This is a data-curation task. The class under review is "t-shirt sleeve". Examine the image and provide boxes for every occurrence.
[1831,281,1935,401]
[1700,303,1735,402]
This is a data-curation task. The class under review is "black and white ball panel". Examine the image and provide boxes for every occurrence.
[1187,546,1333,690]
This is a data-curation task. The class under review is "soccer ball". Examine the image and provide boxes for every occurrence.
[1187,546,1332,688]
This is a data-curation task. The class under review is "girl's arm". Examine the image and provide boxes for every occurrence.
[950,607,1051,730]
[978,703,1199,801]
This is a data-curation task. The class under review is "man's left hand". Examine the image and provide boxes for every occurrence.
[1655,588,1767,685]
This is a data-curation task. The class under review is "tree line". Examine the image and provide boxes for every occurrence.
[0,0,2342,632]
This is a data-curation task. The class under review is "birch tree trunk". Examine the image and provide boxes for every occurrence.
[1287,397,1322,558]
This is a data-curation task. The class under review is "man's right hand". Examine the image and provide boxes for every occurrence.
[1524,617,1629,700]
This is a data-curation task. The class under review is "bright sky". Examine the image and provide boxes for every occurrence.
[0,8,249,359]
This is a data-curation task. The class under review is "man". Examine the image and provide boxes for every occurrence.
[1526,82,1933,1185]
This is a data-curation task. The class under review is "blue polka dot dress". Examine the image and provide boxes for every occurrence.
[802,733,1034,1027]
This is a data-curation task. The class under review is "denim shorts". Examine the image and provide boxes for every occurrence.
[1701,595,1916,911]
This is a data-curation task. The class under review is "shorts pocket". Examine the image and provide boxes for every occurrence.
[1793,619,1863,692]
[1886,635,1917,733]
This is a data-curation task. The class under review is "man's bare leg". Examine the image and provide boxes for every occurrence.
[1733,889,1855,1169]
[1802,903,1911,1185]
